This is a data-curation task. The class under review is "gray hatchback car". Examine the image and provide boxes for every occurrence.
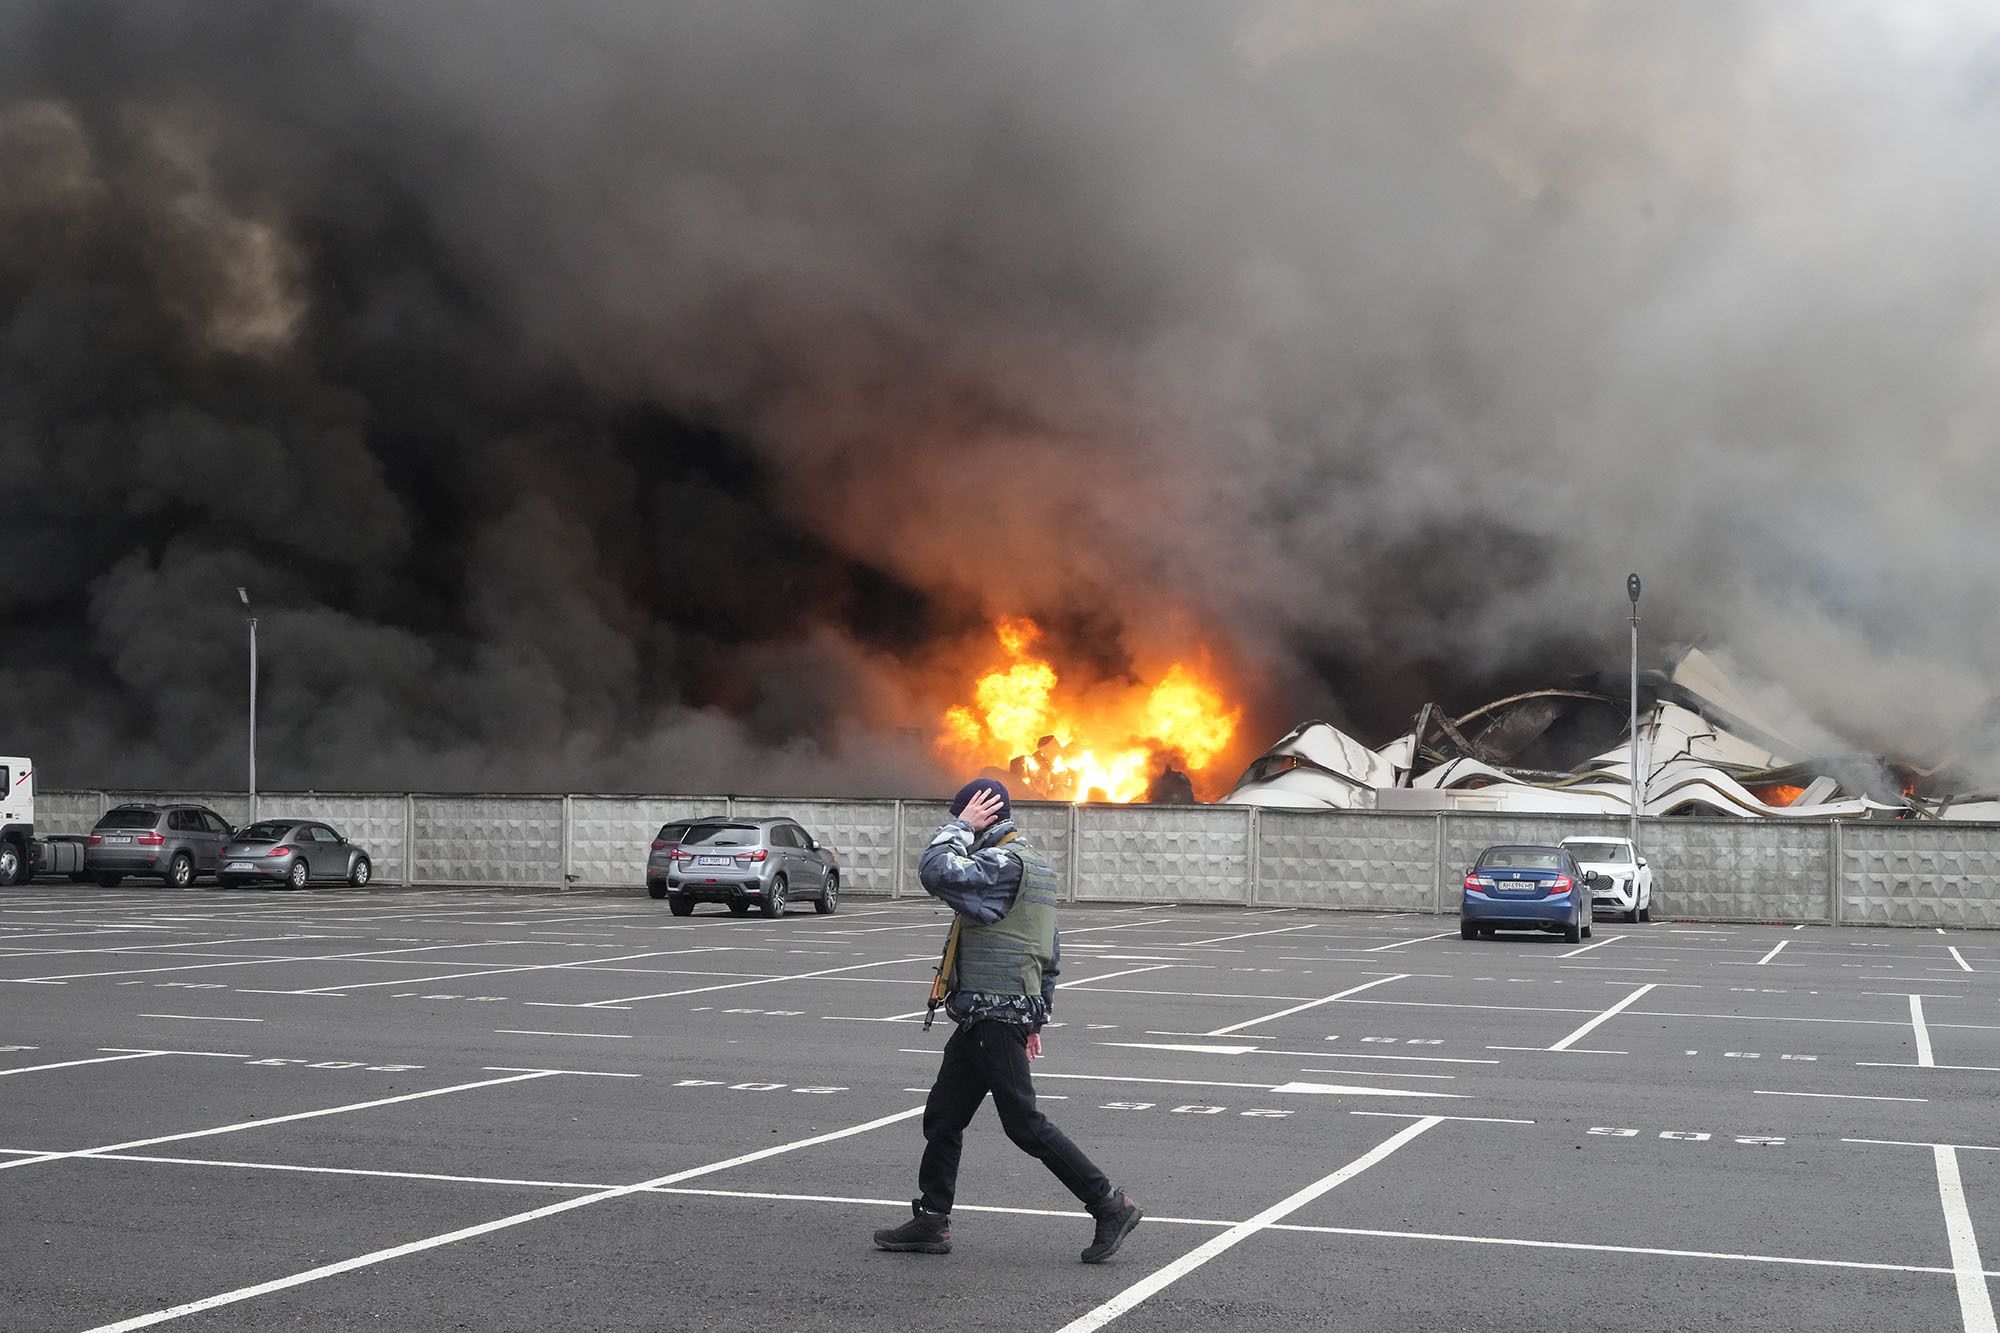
[217,820,373,889]
[85,804,235,887]
[655,817,839,918]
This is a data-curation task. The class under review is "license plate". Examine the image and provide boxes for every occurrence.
[1497,881,1536,892]
[105,835,132,844]
[697,855,732,867]
[227,862,253,872]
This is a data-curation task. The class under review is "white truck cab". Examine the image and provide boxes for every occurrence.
[1,757,33,885]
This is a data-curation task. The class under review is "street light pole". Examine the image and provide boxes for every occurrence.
[238,587,257,822]
[1626,573,1642,854]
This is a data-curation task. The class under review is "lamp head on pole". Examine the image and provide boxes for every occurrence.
[236,586,250,607]
[1626,573,1641,605]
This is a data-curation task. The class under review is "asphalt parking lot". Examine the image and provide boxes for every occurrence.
[3,883,1997,1333]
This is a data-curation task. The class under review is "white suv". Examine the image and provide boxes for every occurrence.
[1560,836,1653,923]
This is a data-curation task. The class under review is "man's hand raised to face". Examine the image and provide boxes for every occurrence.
[956,788,1008,833]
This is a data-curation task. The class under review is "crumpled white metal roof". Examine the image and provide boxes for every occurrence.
[1222,650,1985,820]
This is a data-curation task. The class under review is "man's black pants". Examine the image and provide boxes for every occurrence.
[918,1019,1111,1216]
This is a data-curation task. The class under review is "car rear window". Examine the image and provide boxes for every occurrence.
[238,822,294,842]
[681,824,761,847]
[97,809,161,830]
[656,822,692,842]
[1565,841,1631,864]
[1480,848,1562,870]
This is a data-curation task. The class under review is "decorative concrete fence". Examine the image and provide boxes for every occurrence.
[37,791,2000,929]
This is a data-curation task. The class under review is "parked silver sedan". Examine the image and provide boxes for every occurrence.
[217,820,373,889]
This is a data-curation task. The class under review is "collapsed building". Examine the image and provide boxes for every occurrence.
[1221,649,2000,821]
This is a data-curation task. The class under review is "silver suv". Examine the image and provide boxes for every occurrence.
[85,804,234,888]
[659,817,839,918]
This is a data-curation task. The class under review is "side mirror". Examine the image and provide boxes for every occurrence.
[1637,858,1648,868]
[1584,872,1605,890]
[807,837,819,851]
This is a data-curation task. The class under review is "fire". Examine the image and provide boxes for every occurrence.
[937,617,1243,803]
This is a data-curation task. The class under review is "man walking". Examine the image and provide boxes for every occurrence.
[872,777,1142,1263]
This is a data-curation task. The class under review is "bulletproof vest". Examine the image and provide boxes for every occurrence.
[952,839,1059,997]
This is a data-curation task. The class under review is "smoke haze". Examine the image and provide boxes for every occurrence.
[4,1,1999,793]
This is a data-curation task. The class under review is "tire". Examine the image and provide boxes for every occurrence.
[668,898,694,917]
[761,875,788,918]
[95,873,123,888]
[728,901,750,916]
[288,860,310,890]
[814,872,839,915]
[1627,905,1641,924]
[1564,917,1583,944]
[0,842,20,886]
[1460,921,1476,940]
[1639,904,1651,923]
[166,853,194,889]
[647,881,668,900]
[1582,920,1593,938]
[349,857,371,888]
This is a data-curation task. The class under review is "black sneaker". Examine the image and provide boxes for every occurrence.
[1081,1188,1142,1263]
[873,1200,951,1254]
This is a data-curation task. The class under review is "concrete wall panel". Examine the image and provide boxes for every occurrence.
[1842,823,2000,928]
[1257,810,1438,911]
[567,797,731,888]
[412,795,562,886]
[1073,805,1250,903]
[36,791,107,837]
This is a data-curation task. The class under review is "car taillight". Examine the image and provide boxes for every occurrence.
[88,834,102,845]
[137,832,165,846]
[671,848,693,861]
[1463,873,1487,889]
[735,849,769,863]
[650,840,668,852]
[267,846,292,857]
[1548,876,1572,894]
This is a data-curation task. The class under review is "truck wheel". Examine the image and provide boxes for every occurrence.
[0,842,20,886]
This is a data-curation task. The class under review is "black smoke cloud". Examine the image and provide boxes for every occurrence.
[4,2,2000,794]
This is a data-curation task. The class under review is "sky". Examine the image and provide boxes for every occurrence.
[4,1,1999,794]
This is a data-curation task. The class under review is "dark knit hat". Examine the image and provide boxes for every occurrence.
[948,777,1012,822]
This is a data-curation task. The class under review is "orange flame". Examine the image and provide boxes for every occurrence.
[937,617,1242,803]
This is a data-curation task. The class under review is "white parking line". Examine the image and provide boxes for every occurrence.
[1052,1117,1444,1333]
[137,1014,263,1023]
[0,1070,560,1174]
[79,1103,927,1332]
[1756,940,1790,965]
[1547,983,1656,1052]
[0,1051,165,1078]
[1365,932,1455,953]
[1558,934,1621,959]
[494,1030,631,1040]
[1936,1145,1999,1333]
[1204,974,1407,1037]
[1951,947,1976,973]
[1913,994,1937,1067]
[278,946,722,996]
[1180,924,1318,947]
[1754,1091,1927,1103]
[556,954,933,1009]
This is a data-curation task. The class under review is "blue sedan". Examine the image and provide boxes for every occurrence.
[1460,844,1599,944]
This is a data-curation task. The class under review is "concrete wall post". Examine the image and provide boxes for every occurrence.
[402,793,416,887]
